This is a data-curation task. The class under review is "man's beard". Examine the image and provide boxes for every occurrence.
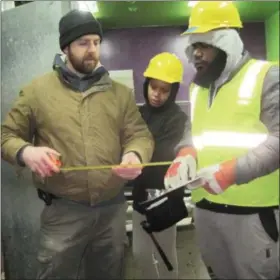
[68,49,98,75]
[193,50,227,88]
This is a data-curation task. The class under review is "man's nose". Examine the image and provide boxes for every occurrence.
[193,47,203,58]
[88,42,97,53]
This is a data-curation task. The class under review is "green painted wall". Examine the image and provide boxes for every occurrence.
[265,10,279,61]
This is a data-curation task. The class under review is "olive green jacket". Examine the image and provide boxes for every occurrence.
[1,71,154,204]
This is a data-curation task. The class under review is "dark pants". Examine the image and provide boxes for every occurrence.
[36,198,127,279]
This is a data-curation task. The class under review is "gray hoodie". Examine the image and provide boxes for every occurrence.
[178,29,279,185]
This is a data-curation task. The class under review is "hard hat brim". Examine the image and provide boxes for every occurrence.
[181,23,243,36]
[143,71,182,84]
[181,25,216,35]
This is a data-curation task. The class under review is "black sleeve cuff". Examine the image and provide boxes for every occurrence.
[16,144,31,167]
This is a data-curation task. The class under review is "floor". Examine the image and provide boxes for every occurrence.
[124,225,210,279]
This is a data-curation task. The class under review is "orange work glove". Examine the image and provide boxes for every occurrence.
[197,159,237,195]
[164,147,197,190]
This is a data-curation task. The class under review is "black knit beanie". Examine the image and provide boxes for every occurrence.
[59,9,103,50]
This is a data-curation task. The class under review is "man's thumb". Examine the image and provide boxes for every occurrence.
[45,147,61,156]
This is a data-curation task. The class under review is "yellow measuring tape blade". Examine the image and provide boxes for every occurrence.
[60,161,173,171]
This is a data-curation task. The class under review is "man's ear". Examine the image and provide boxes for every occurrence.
[63,46,69,55]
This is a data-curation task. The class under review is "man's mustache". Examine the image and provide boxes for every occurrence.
[84,56,96,61]
[194,59,207,65]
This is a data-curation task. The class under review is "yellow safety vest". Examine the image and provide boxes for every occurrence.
[190,59,279,207]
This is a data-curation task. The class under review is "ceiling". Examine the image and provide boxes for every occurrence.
[94,1,280,29]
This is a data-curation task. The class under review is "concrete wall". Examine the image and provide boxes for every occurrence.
[1,2,71,279]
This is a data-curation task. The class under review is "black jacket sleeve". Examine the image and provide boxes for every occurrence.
[133,111,188,199]
[151,111,188,162]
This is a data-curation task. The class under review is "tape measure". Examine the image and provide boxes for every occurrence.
[49,154,172,171]
[60,161,173,171]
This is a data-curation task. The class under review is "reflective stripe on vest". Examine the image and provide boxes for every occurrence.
[193,131,267,150]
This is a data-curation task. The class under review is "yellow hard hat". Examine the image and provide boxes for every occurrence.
[143,52,184,83]
[182,1,243,35]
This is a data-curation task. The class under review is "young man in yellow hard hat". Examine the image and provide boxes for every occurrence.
[131,52,192,279]
[164,2,279,279]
